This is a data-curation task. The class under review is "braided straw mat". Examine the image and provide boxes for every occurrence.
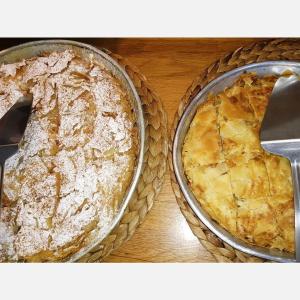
[169,38,300,263]
[77,49,168,262]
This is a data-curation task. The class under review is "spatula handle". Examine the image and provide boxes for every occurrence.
[291,160,300,261]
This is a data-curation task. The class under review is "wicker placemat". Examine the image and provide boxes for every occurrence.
[78,50,168,262]
[169,38,300,263]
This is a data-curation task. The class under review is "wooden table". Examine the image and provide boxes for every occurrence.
[96,38,262,262]
[0,38,264,262]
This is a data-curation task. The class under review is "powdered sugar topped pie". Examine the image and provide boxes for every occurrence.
[0,50,138,261]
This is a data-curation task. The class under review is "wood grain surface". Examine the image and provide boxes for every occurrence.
[0,38,265,262]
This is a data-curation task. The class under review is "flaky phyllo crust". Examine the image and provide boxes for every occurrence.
[183,73,294,253]
[0,50,138,261]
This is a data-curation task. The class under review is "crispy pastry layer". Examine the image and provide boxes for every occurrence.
[183,73,294,252]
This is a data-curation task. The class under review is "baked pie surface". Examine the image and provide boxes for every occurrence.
[0,50,138,261]
[183,73,294,252]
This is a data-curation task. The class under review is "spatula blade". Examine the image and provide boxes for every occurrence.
[0,95,33,146]
[260,75,300,143]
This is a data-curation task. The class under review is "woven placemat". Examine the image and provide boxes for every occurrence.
[169,38,300,263]
[77,50,168,262]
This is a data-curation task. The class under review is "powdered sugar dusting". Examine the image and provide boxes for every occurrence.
[0,50,137,262]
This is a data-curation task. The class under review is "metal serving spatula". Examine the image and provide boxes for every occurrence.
[0,94,33,207]
[260,75,300,262]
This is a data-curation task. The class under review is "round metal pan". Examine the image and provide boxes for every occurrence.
[173,61,300,262]
[0,40,145,262]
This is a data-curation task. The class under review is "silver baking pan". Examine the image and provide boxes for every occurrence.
[0,40,145,262]
[173,61,300,262]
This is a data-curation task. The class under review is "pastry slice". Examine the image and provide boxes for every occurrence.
[243,74,277,122]
[264,153,293,197]
[236,197,280,248]
[229,158,270,199]
[185,163,237,233]
[267,195,295,252]
[219,118,263,166]
[183,98,224,169]
[218,89,255,122]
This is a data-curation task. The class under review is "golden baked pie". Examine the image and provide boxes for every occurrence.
[0,50,138,261]
[183,73,294,252]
